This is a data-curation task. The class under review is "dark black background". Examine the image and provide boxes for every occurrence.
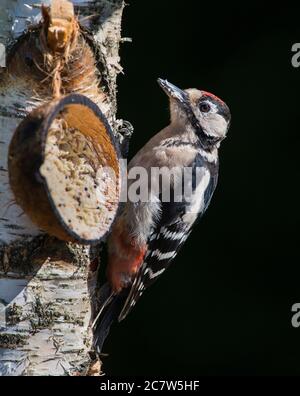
[104,1,300,375]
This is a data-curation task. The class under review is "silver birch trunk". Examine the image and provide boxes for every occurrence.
[0,0,125,376]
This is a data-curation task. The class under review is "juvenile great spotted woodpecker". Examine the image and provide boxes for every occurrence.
[93,79,231,352]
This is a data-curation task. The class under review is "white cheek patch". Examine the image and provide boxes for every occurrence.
[192,101,228,139]
[201,113,227,139]
[210,113,228,137]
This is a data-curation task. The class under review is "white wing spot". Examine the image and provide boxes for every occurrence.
[161,227,186,241]
[149,232,157,241]
[151,250,176,261]
[144,267,166,279]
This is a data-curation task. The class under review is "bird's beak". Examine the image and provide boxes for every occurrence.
[157,78,188,105]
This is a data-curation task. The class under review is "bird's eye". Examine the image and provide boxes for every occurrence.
[199,102,211,113]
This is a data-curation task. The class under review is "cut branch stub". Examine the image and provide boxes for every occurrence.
[8,94,122,245]
[43,0,78,54]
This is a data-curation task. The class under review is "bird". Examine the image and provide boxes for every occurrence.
[93,78,231,353]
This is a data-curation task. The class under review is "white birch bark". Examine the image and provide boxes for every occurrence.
[0,0,125,376]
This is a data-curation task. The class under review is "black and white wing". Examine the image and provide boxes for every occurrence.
[118,159,219,322]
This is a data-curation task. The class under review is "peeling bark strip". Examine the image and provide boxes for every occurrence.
[0,0,126,376]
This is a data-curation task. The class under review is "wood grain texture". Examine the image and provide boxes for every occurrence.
[0,0,125,376]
